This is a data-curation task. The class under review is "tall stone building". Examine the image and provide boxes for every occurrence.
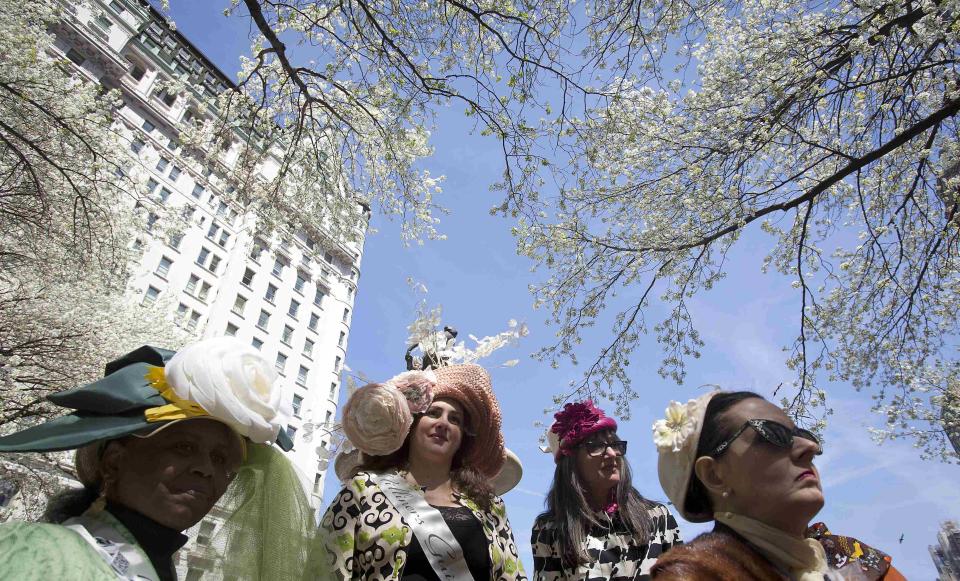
[931,521,960,581]
[2,0,365,576]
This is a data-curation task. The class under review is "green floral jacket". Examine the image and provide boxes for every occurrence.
[318,470,527,581]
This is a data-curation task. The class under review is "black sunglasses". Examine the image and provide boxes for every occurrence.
[579,439,628,457]
[711,419,822,457]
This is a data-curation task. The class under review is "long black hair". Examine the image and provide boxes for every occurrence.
[537,430,657,569]
[684,391,764,516]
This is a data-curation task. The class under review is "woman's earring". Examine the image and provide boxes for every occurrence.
[721,490,730,498]
[87,478,110,515]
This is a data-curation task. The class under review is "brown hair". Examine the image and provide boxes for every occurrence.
[358,413,495,511]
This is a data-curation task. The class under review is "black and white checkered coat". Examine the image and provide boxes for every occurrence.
[530,503,682,581]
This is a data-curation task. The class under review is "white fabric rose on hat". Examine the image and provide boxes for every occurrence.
[652,399,699,453]
[164,337,285,444]
[342,383,413,456]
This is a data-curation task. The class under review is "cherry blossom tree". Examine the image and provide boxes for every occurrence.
[509,0,959,460]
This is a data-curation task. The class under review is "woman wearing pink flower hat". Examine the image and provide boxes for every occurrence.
[313,364,526,581]
[531,401,682,581]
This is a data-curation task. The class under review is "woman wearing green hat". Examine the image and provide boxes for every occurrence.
[0,337,317,581]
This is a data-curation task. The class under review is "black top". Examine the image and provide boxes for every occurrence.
[108,502,189,581]
[401,505,490,581]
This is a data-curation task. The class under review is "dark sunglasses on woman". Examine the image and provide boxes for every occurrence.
[580,439,628,457]
[711,419,822,457]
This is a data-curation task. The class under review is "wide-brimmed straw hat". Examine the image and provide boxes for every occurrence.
[341,363,507,479]
[653,391,721,522]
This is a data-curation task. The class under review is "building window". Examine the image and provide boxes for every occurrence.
[295,272,307,293]
[168,231,182,250]
[281,325,293,345]
[186,311,201,331]
[249,238,265,262]
[155,256,172,278]
[272,258,285,279]
[158,187,171,203]
[303,338,314,358]
[141,119,156,133]
[257,309,270,330]
[195,247,209,267]
[241,268,255,287]
[225,322,238,336]
[176,302,189,320]
[156,89,176,107]
[197,281,211,302]
[191,183,204,198]
[130,137,145,153]
[232,295,247,316]
[286,425,297,440]
[329,382,337,399]
[342,308,350,323]
[325,410,333,424]
[308,313,319,331]
[334,355,341,371]
[166,138,179,152]
[185,274,199,295]
[146,212,159,231]
[129,64,145,81]
[264,284,277,303]
[208,255,221,274]
[66,48,85,66]
[288,299,300,319]
[296,365,309,386]
[147,177,160,192]
[323,251,333,264]
[252,337,264,350]
[338,331,346,348]
[313,288,325,308]
[275,352,287,374]
[292,394,303,418]
[207,222,220,239]
[156,157,169,172]
[314,472,322,493]
[168,165,181,181]
[143,285,160,305]
[217,230,230,248]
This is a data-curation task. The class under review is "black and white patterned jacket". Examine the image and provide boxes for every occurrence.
[530,503,682,581]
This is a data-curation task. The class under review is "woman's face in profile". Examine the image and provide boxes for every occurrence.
[713,398,824,534]
[105,419,244,530]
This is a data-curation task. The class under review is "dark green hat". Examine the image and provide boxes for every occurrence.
[0,345,293,453]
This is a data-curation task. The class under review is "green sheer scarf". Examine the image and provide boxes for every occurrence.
[191,443,325,580]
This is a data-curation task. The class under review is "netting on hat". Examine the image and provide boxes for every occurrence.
[191,443,324,580]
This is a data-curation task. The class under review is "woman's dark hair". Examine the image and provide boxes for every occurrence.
[41,485,100,523]
[358,411,495,511]
[536,430,657,569]
[684,391,764,517]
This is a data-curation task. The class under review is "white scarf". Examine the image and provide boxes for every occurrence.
[715,512,829,581]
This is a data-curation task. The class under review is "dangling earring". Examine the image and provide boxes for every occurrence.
[87,479,109,516]
[721,489,730,498]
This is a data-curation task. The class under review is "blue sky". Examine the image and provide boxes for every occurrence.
[166,3,959,577]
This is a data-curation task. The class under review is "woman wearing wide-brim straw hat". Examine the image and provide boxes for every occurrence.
[0,337,319,581]
[310,363,527,581]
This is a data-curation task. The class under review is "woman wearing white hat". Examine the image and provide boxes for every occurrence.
[531,400,682,581]
[313,364,526,581]
[650,390,906,580]
[0,337,317,581]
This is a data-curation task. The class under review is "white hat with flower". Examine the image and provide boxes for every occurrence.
[653,390,721,522]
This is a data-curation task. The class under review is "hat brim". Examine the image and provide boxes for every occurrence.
[491,448,523,495]
[0,411,154,453]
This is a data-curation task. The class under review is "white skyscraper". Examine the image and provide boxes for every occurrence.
[24,1,365,573]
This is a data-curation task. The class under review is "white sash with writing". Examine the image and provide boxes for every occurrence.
[370,472,476,581]
[62,513,158,581]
